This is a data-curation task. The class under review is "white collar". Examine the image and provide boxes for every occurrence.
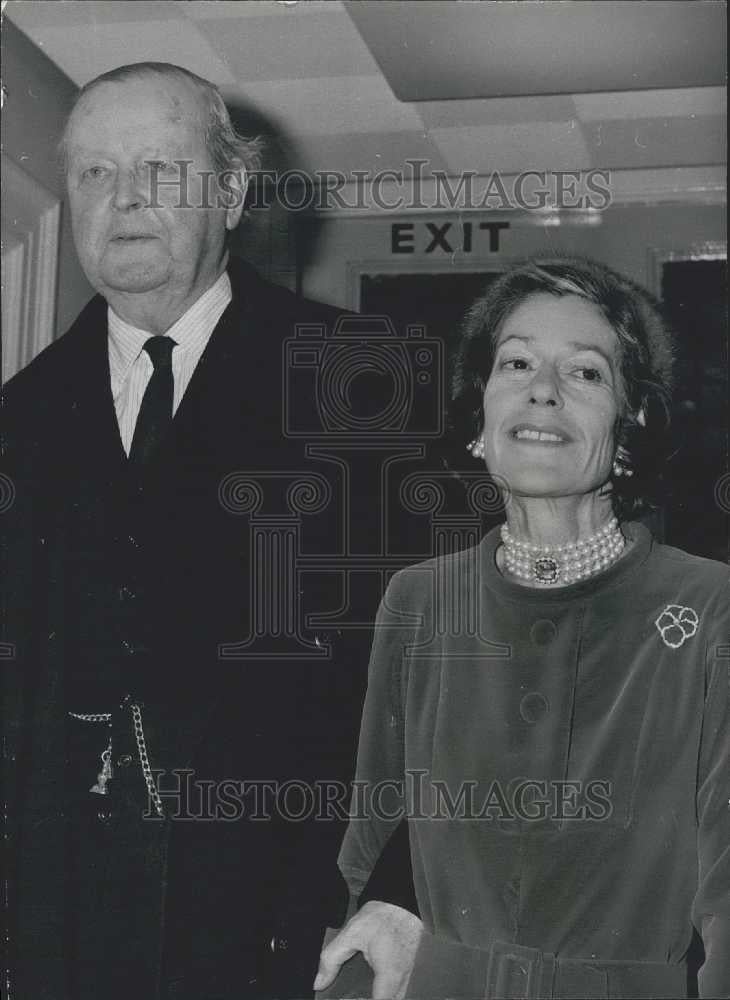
[108,271,232,382]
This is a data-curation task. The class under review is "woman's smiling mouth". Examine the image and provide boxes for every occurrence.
[511,424,570,444]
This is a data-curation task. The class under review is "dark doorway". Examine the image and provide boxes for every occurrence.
[661,258,728,562]
[361,271,505,560]
[361,271,499,360]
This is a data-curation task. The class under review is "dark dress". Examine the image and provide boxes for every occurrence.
[338,523,730,998]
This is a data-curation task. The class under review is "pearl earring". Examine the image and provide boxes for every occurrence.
[468,437,484,459]
[612,448,633,478]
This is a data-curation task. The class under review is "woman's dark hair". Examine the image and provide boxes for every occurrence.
[449,255,676,520]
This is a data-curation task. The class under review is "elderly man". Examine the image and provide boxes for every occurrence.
[3,61,419,1000]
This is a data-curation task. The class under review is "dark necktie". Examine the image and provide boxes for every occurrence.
[128,336,176,464]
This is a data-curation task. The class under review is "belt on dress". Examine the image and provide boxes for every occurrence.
[405,931,687,999]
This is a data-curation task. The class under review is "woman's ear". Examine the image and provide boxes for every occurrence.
[636,406,646,427]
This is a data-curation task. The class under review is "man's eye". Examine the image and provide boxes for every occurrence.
[146,160,174,173]
[501,358,530,370]
[82,166,108,181]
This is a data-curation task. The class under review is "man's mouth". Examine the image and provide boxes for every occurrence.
[111,234,157,242]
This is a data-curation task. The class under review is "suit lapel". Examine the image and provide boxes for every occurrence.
[61,296,128,474]
[152,263,274,467]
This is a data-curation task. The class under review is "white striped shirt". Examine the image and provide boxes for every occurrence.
[108,272,232,455]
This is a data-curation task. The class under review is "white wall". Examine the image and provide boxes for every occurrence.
[2,21,93,341]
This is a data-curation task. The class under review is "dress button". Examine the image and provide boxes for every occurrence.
[116,754,133,767]
[269,935,289,953]
[530,619,557,646]
[520,692,549,723]
[118,585,136,602]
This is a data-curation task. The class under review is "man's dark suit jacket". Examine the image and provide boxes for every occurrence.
[2,259,387,1000]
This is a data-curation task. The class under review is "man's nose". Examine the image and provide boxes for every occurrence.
[112,169,145,211]
[528,363,564,408]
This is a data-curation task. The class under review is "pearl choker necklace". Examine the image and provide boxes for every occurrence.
[500,517,625,585]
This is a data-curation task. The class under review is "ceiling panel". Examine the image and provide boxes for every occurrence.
[4,0,725,188]
[346,0,727,100]
[182,1,342,20]
[581,115,727,170]
[418,94,579,130]
[293,129,450,177]
[206,10,379,82]
[430,122,592,176]
[574,87,727,123]
[6,0,184,27]
[222,75,425,137]
[12,18,236,86]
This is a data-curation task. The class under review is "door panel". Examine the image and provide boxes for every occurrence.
[1,153,61,383]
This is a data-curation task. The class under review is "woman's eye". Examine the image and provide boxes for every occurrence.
[501,358,530,371]
[575,367,603,382]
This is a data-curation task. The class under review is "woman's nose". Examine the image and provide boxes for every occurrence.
[528,363,564,408]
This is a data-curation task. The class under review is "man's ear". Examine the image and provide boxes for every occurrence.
[221,162,248,231]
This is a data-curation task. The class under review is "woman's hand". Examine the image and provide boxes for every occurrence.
[313,900,423,999]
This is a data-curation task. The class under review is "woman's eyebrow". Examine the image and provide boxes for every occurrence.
[496,335,531,348]
[565,340,614,366]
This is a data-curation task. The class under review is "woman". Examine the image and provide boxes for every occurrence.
[316,257,729,998]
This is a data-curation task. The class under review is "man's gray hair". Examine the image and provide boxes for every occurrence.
[59,61,263,175]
